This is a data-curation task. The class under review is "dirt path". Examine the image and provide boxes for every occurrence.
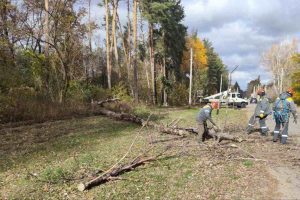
[246,104,300,200]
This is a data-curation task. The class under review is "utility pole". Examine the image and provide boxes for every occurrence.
[188,48,193,106]
[229,65,239,91]
[217,74,223,114]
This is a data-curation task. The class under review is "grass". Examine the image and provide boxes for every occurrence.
[0,106,269,199]
[242,160,254,168]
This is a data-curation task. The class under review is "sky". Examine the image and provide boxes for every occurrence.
[87,0,300,90]
[181,0,300,89]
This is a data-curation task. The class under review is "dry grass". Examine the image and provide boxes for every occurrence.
[0,107,292,199]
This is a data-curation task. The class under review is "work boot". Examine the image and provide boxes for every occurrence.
[261,131,269,136]
[273,132,279,142]
[245,127,253,134]
[281,136,287,144]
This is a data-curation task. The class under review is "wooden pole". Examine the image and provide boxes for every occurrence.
[189,48,193,106]
[217,74,223,114]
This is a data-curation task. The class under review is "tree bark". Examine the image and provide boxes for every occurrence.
[127,0,133,95]
[44,0,49,57]
[163,56,168,106]
[149,22,157,105]
[105,0,112,89]
[112,0,120,77]
[133,0,139,102]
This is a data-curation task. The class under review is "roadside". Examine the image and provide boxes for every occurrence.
[246,104,300,200]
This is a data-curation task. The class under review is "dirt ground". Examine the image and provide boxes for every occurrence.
[246,104,300,200]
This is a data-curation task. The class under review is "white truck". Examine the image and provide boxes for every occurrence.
[202,90,248,108]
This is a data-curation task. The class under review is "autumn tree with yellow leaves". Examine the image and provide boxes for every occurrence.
[181,35,208,101]
[291,53,300,104]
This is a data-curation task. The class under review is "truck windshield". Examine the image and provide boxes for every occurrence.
[231,94,242,98]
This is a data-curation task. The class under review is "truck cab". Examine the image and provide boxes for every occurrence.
[225,92,248,108]
[203,91,248,108]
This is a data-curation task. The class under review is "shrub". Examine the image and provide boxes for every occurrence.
[111,82,133,102]
[168,83,189,106]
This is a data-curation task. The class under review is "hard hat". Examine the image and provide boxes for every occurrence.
[287,87,295,96]
[257,88,265,96]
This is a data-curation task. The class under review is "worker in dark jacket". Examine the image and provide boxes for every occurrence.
[273,88,298,144]
[196,103,220,143]
[246,88,272,135]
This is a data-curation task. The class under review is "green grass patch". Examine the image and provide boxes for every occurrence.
[243,160,254,168]
[41,166,70,183]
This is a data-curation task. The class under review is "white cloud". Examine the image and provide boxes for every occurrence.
[181,0,300,90]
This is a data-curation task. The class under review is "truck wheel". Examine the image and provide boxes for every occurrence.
[241,103,246,108]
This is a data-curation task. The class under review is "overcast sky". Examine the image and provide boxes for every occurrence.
[88,0,300,90]
[181,0,300,89]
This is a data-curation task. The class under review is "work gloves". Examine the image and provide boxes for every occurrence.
[259,114,264,119]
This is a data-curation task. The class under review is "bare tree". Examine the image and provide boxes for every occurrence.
[44,0,49,57]
[261,38,298,93]
[105,0,112,89]
[127,0,133,95]
[111,0,119,77]
[133,0,138,101]
[149,22,156,105]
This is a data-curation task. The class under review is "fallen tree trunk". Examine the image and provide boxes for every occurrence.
[208,131,244,143]
[78,145,170,191]
[96,107,190,136]
[78,155,157,191]
[97,106,243,141]
[96,98,120,106]
[98,108,144,125]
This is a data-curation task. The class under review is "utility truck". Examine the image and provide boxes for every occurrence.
[202,90,248,108]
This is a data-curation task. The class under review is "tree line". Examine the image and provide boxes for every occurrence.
[0,0,228,122]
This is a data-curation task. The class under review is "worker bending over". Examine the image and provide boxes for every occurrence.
[196,103,220,143]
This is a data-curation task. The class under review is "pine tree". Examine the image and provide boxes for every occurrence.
[203,39,227,95]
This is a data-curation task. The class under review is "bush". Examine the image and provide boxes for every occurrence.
[168,83,189,106]
[111,82,133,102]
[67,81,113,103]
